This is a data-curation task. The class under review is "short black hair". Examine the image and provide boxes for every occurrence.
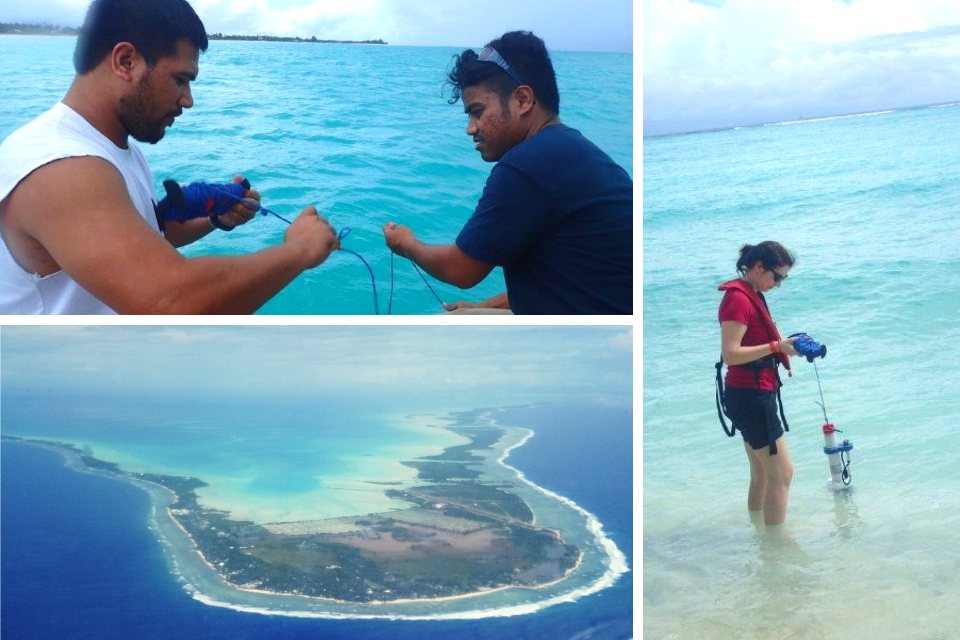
[73,0,208,74]
[446,31,560,115]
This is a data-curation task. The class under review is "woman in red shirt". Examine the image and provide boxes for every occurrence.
[718,241,798,526]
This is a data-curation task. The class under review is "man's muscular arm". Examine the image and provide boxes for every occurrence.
[4,156,337,314]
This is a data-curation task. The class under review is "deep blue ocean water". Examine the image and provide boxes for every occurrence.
[1,403,633,640]
[0,36,633,314]
[644,106,960,637]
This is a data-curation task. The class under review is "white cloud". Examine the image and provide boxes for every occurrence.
[644,0,960,135]
[152,328,221,344]
[1,0,632,52]
[1,326,633,406]
[608,327,634,351]
[195,0,382,38]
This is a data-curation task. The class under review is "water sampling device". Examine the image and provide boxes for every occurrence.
[793,333,854,490]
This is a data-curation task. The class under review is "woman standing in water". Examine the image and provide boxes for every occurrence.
[717,241,798,526]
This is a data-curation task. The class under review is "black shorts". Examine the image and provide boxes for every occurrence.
[723,387,783,453]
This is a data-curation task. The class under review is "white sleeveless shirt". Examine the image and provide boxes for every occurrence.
[0,102,160,314]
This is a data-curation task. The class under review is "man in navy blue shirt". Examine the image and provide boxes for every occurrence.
[382,31,633,315]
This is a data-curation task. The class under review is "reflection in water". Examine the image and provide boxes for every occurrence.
[729,512,823,638]
[728,491,866,639]
[641,482,960,639]
[830,490,864,542]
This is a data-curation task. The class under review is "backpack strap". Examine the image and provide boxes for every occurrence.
[715,360,735,437]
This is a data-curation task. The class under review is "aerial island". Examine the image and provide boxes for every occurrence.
[2,422,581,604]
[0,22,386,45]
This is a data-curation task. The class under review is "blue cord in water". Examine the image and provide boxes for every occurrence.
[256,202,444,315]
[256,204,292,225]
[285,222,442,315]
[161,180,444,314]
[408,261,444,308]
[337,228,380,315]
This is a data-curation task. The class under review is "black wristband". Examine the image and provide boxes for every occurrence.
[208,214,235,232]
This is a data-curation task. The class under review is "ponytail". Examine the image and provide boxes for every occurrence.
[736,241,796,275]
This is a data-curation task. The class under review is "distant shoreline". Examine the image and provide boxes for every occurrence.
[0,23,385,45]
[207,34,386,45]
[644,100,960,140]
[0,23,78,36]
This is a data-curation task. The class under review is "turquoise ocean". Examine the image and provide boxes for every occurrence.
[0,36,633,314]
[644,107,960,638]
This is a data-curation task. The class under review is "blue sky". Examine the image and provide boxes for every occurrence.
[644,0,960,135]
[0,0,634,52]
[1,326,633,409]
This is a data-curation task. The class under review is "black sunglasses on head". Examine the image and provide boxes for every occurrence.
[477,46,524,86]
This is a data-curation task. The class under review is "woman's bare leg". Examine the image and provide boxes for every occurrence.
[744,441,766,513]
[754,437,794,526]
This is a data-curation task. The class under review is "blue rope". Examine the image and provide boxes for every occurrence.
[257,205,292,225]
[160,179,444,314]
[388,251,395,316]
[337,228,380,315]
[409,261,445,307]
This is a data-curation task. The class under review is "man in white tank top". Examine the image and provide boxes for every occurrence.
[0,0,340,314]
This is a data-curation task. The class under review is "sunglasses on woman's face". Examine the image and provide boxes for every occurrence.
[770,269,788,283]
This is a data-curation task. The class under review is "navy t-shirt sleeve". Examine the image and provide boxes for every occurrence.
[455,163,562,267]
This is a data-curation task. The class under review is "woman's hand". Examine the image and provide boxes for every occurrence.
[779,336,799,357]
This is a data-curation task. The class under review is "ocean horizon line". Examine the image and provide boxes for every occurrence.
[643,99,960,140]
[0,28,633,55]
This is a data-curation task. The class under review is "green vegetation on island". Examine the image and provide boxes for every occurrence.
[398,422,505,481]
[208,33,386,45]
[420,426,502,462]
[2,424,580,604]
[399,460,481,482]
[0,23,79,36]
[391,482,535,523]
